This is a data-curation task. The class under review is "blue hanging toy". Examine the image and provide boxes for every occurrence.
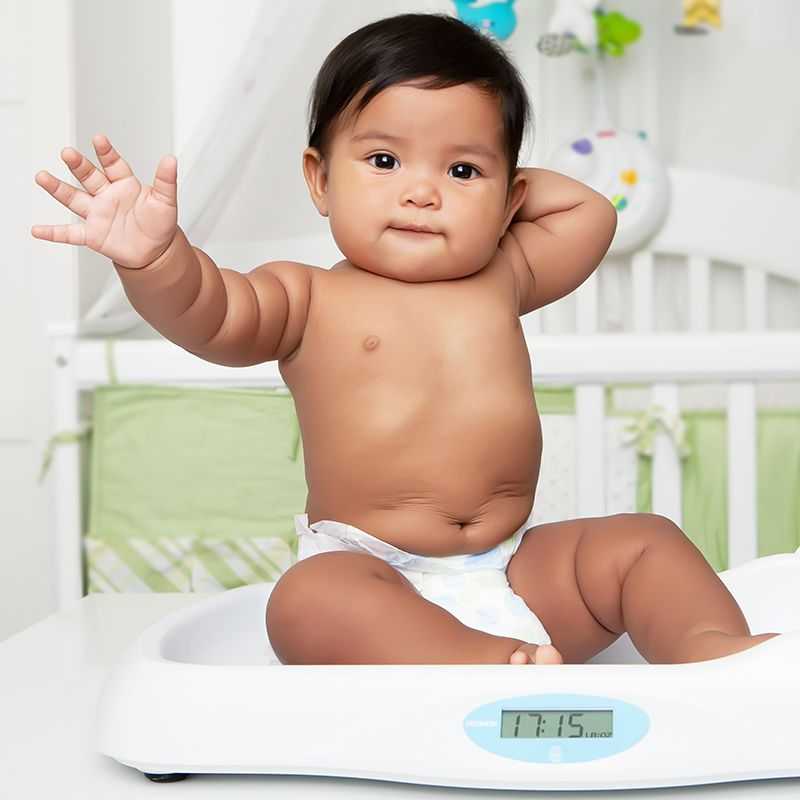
[452,0,517,41]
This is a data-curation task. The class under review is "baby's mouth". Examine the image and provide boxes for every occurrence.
[388,226,443,237]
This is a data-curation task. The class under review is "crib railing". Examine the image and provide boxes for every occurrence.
[47,328,800,610]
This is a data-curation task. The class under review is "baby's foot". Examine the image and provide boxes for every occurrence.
[509,643,563,665]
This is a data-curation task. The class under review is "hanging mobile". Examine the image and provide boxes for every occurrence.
[538,1,670,255]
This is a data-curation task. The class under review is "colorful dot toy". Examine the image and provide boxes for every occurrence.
[547,127,670,253]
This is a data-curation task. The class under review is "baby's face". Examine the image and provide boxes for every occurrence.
[303,80,527,282]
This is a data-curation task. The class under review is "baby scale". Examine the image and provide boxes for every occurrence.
[96,549,800,791]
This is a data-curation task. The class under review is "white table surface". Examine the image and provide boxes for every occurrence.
[1,593,799,799]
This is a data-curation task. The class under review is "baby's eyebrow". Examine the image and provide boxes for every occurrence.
[351,130,499,163]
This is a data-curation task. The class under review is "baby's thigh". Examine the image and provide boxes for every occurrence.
[507,513,657,663]
[265,551,416,663]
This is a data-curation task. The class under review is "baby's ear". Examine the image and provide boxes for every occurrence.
[302,147,329,217]
[502,170,528,232]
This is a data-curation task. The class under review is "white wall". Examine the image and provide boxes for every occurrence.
[1,0,77,643]
[4,0,800,641]
[1,0,173,641]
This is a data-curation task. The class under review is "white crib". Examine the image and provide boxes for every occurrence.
[46,166,800,612]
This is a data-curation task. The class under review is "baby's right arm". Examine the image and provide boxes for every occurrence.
[114,229,313,366]
[32,134,311,367]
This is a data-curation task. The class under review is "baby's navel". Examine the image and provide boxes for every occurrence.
[363,335,380,351]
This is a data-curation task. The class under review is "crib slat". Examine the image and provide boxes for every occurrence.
[688,255,710,331]
[650,383,682,527]
[744,269,767,330]
[736,269,764,567]
[575,385,606,517]
[631,251,654,332]
[50,334,84,609]
[727,383,758,567]
[575,270,598,334]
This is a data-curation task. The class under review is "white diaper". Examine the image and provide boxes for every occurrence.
[293,511,551,646]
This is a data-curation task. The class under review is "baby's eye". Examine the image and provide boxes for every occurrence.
[449,163,481,180]
[368,153,397,170]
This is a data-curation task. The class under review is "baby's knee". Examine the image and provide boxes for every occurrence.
[615,512,685,547]
[265,552,405,663]
[265,556,334,655]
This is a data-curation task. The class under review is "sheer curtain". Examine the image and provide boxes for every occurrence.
[79,0,326,335]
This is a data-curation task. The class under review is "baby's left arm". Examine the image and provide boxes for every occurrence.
[500,168,617,316]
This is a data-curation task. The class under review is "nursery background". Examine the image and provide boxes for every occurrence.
[2,0,799,641]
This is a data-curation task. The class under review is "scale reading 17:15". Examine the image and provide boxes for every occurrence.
[501,710,613,739]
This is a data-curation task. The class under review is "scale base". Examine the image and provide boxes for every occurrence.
[144,772,189,783]
[98,551,800,791]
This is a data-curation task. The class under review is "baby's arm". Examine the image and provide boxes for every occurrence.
[114,228,313,366]
[500,168,617,315]
[32,136,311,367]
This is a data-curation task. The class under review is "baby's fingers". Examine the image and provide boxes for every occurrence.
[91,134,135,183]
[34,171,91,219]
[60,146,110,196]
[150,154,178,207]
[30,222,86,246]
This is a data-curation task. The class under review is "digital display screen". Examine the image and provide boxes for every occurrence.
[501,710,613,738]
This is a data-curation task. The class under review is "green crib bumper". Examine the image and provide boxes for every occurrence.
[42,384,800,594]
[84,384,305,593]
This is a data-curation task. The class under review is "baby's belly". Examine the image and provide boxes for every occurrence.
[301,389,543,556]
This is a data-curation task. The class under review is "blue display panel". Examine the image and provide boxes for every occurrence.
[464,693,649,763]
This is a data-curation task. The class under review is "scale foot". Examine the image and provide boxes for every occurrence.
[144,772,189,783]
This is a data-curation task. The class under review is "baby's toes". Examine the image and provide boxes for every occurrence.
[509,643,563,665]
[534,644,563,664]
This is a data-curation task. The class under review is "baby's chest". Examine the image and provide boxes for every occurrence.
[320,291,518,381]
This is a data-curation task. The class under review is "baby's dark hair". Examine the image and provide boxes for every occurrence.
[307,13,531,190]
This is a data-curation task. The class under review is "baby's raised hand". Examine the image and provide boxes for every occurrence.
[31,134,178,269]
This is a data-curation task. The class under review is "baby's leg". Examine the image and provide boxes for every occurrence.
[507,512,778,664]
[592,514,778,663]
[266,551,560,664]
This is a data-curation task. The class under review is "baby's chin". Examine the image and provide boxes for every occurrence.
[353,262,478,283]
[345,248,487,283]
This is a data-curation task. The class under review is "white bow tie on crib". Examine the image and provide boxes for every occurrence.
[620,405,692,459]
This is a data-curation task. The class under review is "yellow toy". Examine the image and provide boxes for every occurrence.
[675,0,722,35]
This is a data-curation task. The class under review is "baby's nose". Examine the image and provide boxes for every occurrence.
[402,184,440,208]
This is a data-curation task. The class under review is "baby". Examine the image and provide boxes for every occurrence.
[33,13,778,666]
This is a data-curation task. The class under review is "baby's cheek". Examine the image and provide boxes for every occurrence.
[460,223,503,262]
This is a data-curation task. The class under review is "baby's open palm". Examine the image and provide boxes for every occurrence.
[31,134,178,269]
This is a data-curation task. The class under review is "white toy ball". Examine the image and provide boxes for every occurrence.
[545,128,670,255]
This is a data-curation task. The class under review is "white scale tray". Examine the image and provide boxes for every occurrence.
[96,549,800,791]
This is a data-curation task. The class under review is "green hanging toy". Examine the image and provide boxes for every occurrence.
[537,0,641,59]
